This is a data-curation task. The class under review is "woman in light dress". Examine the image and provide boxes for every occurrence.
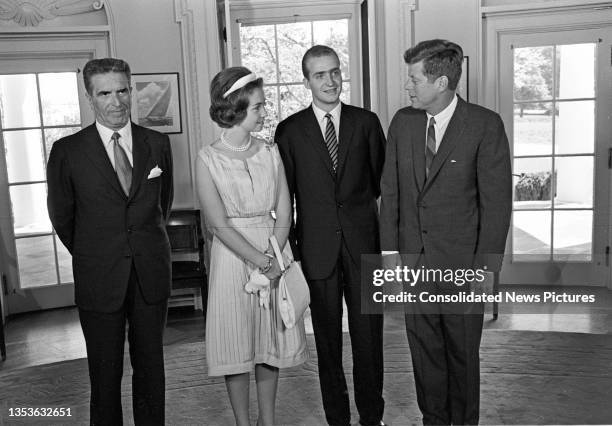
[196,66,308,426]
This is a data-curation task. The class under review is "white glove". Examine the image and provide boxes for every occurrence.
[245,270,271,309]
[258,287,270,309]
[245,270,270,294]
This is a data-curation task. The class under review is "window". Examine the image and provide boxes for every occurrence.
[228,1,362,140]
[0,72,82,288]
[239,19,351,139]
[511,43,595,262]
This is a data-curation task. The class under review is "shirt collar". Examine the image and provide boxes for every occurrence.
[426,94,458,125]
[312,101,342,124]
[96,121,132,147]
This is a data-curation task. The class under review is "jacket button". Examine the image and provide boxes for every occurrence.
[127,227,133,233]
[337,203,343,208]
[336,229,341,235]
[422,230,428,234]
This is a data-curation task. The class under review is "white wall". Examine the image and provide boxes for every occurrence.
[379,0,480,128]
[108,0,194,208]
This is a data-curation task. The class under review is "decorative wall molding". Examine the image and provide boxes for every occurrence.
[0,0,104,27]
[481,0,612,17]
[174,0,222,206]
[229,0,361,12]
[399,0,415,107]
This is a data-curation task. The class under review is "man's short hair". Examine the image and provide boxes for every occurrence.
[209,66,263,129]
[83,58,131,95]
[403,39,463,90]
[301,45,340,79]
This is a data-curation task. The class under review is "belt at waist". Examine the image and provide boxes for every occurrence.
[227,213,274,226]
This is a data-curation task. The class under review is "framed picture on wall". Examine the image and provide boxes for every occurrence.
[457,56,469,102]
[130,72,182,134]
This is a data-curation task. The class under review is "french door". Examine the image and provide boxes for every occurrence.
[499,27,612,287]
[0,49,99,314]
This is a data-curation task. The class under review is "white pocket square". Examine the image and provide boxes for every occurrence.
[450,160,457,163]
[147,166,162,179]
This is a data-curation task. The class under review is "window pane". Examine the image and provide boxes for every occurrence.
[553,210,592,261]
[513,103,552,156]
[16,236,58,288]
[555,156,593,209]
[513,210,551,261]
[556,43,595,99]
[555,101,594,155]
[513,46,553,102]
[313,20,350,78]
[39,72,80,126]
[277,22,311,83]
[56,235,73,284]
[513,157,553,209]
[254,85,278,142]
[4,129,45,183]
[340,83,350,105]
[240,24,278,83]
[44,127,81,161]
[0,74,41,128]
[10,183,52,236]
[279,84,310,120]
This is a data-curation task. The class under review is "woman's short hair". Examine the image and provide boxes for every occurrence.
[403,39,463,90]
[209,67,263,128]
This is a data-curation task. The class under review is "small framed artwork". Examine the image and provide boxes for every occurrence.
[131,72,182,134]
[457,56,469,102]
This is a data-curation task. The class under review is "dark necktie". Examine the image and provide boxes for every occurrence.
[425,117,436,178]
[112,132,132,196]
[324,113,338,171]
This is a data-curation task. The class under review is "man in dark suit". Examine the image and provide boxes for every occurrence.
[276,45,386,426]
[380,39,512,425]
[47,58,173,426]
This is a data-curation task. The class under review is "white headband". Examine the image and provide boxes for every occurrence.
[223,73,258,98]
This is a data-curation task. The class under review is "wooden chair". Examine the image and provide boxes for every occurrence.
[166,209,208,316]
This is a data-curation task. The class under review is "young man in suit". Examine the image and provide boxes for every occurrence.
[47,58,173,425]
[275,45,386,426]
[380,39,512,425]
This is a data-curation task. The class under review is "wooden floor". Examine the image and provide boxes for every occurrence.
[1,285,612,372]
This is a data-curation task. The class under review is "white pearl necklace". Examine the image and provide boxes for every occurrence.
[220,132,252,152]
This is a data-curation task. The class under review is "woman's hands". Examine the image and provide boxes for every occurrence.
[262,257,282,280]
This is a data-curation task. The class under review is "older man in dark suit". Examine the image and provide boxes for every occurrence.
[276,45,386,426]
[47,58,173,425]
[380,39,512,425]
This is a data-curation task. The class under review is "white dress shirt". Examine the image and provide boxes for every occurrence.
[96,121,133,169]
[312,102,341,142]
[425,94,458,152]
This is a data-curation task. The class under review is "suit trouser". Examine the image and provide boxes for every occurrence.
[308,241,384,426]
[79,265,168,426]
[405,292,483,426]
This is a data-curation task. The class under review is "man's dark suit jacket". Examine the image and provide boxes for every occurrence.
[276,103,386,280]
[380,97,512,271]
[47,123,174,313]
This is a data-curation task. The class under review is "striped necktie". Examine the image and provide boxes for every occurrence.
[425,117,436,178]
[112,132,132,196]
[324,113,338,171]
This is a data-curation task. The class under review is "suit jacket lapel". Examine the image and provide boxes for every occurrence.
[337,103,354,177]
[129,123,151,200]
[423,97,467,193]
[303,107,335,178]
[81,124,127,199]
[411,113,427,192]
